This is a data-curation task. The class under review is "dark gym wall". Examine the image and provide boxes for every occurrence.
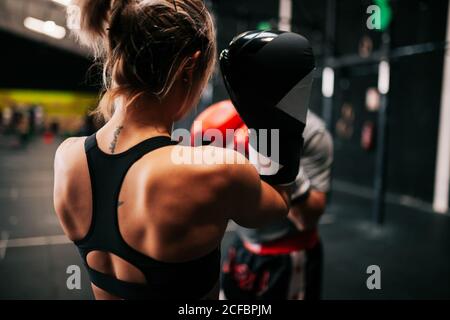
[388,51,444,201]
[329,0,448,202]
[330,0,386,191]
[387,0,448,201]
[332,66,379,187]
[0,30,98,92]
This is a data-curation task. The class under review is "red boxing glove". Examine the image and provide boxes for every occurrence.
[191,100,249,155]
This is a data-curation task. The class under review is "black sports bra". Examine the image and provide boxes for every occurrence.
[74,134,220,300]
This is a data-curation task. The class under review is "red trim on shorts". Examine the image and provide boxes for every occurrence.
[243,229,319,256]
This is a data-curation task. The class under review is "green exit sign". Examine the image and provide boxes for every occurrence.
[257,21,272,31]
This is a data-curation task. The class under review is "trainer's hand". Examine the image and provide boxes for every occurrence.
[289,190,326,231]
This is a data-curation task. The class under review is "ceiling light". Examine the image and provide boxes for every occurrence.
[52,0,72,6]
[24,17,66,40]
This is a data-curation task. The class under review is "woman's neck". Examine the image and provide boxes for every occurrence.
[95,98,174,156]
[108,98,174,138]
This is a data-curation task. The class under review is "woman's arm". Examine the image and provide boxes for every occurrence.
[223,150,291,228]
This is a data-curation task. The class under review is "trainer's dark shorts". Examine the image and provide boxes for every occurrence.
[221,235,323,300]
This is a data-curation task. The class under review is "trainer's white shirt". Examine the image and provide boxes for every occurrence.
[238,111,334,244]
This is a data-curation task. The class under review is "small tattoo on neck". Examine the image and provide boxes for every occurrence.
[109,126,124,154]
[118,201,125,207]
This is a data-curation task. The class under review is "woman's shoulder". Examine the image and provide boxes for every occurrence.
[54,137,88,178]
[144,145,258,195]
[139,145,259,220]
[56,136,85,152]
[55,136,86,159]
[53,137,91,228]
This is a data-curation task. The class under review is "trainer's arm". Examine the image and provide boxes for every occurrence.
[289,190,326,231]
[288,129,333,230]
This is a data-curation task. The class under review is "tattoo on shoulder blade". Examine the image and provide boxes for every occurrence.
[109,126,124,154]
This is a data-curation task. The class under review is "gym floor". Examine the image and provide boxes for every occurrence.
[0,138,449,300]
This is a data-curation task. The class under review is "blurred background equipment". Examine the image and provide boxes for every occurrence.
[0,0,449,300]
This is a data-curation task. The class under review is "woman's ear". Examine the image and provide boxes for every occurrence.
[183,51,202,83]
[175,51,202,121]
